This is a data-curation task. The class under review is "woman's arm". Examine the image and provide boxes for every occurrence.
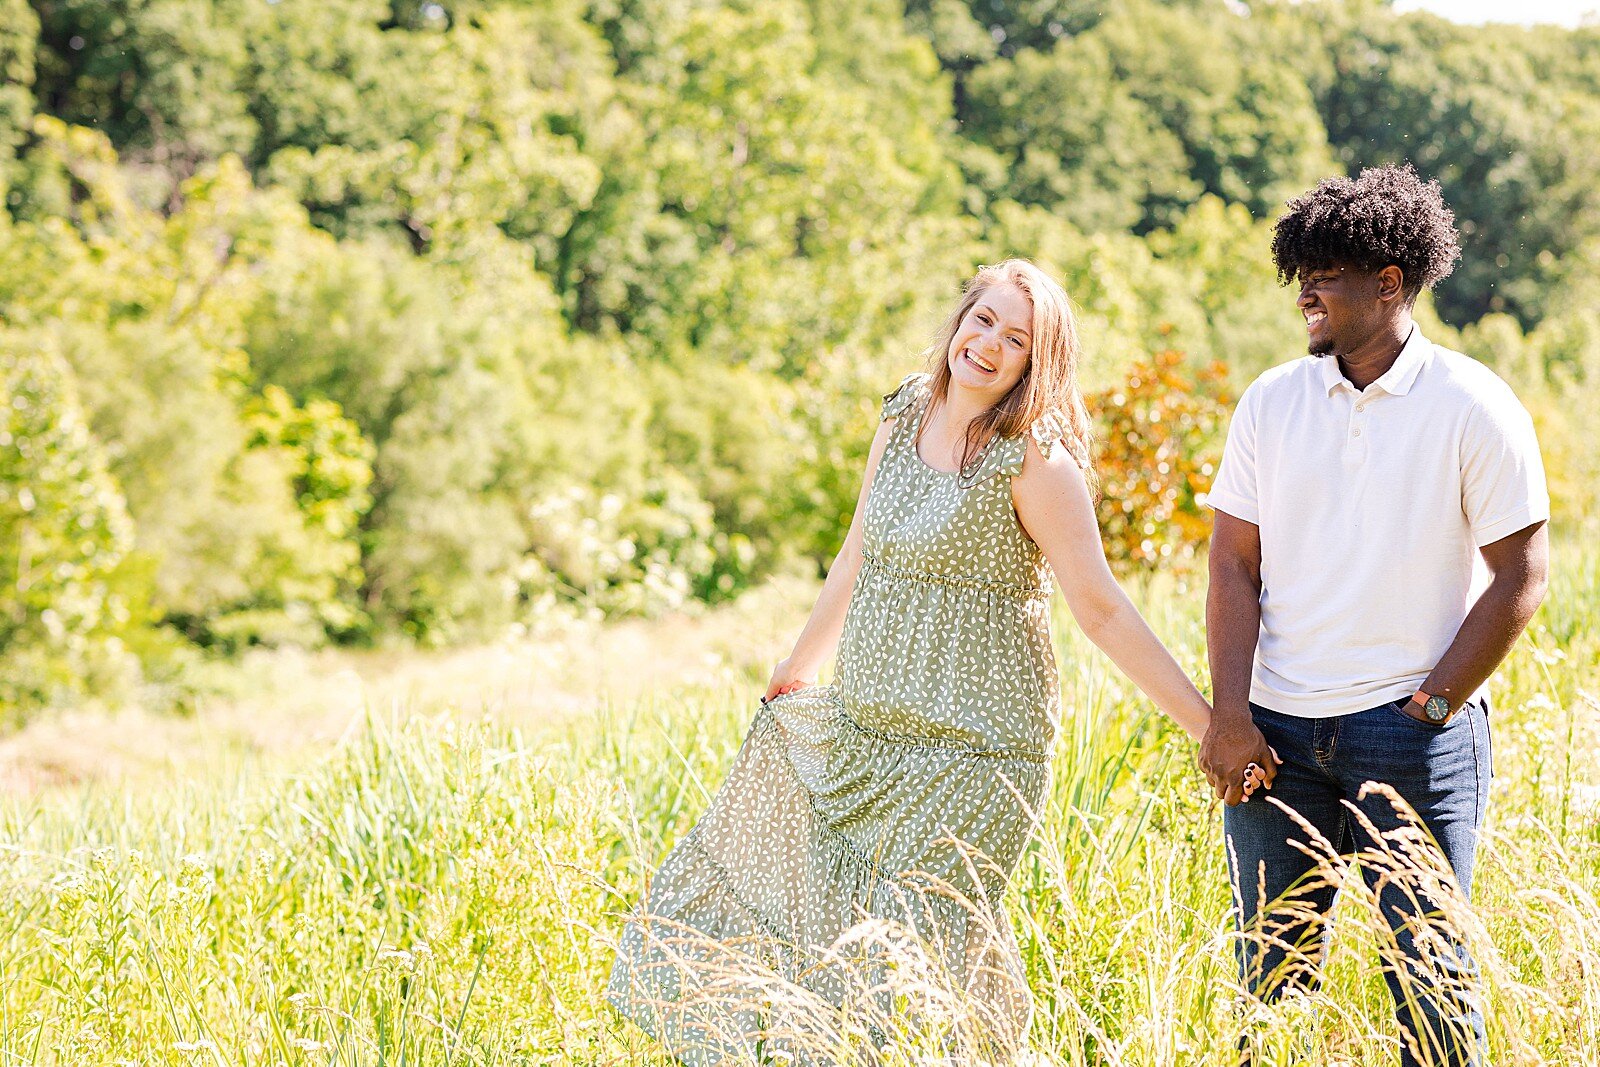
[1012,440,1212,741]
[764,418,895,701]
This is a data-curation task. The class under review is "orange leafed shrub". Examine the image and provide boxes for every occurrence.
[1091,350,1233,573]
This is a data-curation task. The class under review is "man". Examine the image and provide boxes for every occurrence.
[1199,164,1549,1066]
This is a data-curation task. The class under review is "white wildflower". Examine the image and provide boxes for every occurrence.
[376,948,416,972]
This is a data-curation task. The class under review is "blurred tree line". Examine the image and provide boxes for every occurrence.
[1,0,1596,720]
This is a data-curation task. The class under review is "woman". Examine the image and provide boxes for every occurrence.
[608,260,1238,1063]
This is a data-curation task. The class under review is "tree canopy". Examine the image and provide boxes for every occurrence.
[2,0,1597,717]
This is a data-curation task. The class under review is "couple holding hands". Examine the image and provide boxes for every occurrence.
[608,164,1550,1067]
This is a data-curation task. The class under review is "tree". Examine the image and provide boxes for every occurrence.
[3,120,377,646]
[30,0,256,190]
[0,334,141,720]
[0,0,35,190]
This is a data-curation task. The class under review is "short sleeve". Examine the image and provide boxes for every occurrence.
[1205,381,1261,525]
[881,372,930,421]
[1460,387,1549,547]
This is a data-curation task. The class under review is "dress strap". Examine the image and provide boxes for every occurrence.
[985,409,1075,476]
[880,374,1078,484]
[881,372,931,422]
[982,409,1076,482]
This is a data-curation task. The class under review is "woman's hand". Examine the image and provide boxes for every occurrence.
[762,657,817,703]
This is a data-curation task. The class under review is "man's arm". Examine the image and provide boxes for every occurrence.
[1202,511,1280,805]
[1402,521,1549,719]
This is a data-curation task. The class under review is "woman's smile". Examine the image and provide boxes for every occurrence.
[960,347,998,374]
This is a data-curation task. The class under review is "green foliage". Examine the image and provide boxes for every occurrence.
[235,385,375,644]
[30,0,254,179]
[963,34,1200,233]
[2,0,1600,720]
[959,2,1336,234]
[0,335,140,720]
[2,121,382,651]
[0,0,35,190]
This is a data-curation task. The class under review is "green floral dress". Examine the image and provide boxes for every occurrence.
[607,373,1069,1063]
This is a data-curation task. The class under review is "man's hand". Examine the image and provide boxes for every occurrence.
[1199,707,1280,806]
[1396,696,1447,725]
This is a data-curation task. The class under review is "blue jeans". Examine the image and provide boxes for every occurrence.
[1224,698,1492,1067]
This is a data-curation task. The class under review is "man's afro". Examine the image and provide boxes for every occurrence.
[1271,163,1462,299]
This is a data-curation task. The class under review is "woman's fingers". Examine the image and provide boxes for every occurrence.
[1242,762,1262,801]
[761,679,811,704]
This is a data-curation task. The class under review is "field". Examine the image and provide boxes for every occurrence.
[0,555,1596,1067]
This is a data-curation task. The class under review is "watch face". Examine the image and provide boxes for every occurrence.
[1424,695,1451,722]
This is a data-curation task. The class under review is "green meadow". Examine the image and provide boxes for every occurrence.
[1,550,1593,1065]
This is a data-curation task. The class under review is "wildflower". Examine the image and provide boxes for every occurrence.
[376,948,417,972]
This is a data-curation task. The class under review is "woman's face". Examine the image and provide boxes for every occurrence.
[947,281,1033,402]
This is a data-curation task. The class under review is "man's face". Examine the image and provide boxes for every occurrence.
[1296,265,1388,357]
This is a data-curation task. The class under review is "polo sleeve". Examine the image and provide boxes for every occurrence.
[1460,384,1549,548]
[1204,380,1261,525]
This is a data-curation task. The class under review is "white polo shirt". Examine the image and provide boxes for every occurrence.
[1205,326,1549,718]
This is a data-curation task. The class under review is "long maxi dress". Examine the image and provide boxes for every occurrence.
[607,373,1070,1064]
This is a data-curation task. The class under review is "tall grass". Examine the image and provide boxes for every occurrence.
[0,549,1595,1064]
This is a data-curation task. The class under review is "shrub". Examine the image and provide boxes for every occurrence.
[1091,349,1231,574]
[0,338,142,720]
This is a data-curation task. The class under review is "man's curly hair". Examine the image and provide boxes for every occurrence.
[1271,163,1462,301]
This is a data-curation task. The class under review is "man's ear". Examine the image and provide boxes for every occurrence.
[1376,265,1406,303]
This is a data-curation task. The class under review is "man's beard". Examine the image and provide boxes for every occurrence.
[1308,335,1336,357]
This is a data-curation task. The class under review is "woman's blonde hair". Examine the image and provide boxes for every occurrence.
[921,259,1096,494]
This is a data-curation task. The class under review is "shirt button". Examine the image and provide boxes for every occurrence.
[1353,428,1362,437]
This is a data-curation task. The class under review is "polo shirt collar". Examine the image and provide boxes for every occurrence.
[1321,323,1431,397]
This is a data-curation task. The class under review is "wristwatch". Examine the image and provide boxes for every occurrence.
[1410,689,1452,723]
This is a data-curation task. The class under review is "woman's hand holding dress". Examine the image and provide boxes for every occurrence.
[762,657,818,703]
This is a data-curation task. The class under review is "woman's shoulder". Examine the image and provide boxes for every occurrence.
[880,371,932,422]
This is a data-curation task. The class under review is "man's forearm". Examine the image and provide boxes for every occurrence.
[1422,572,1547,709]
[1207,560,1263,720]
